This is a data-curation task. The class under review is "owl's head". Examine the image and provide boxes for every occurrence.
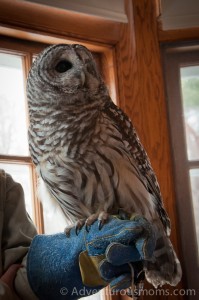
[27,44,106,105]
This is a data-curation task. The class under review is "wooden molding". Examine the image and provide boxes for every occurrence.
[24,0,128,23]
[0,155,32,164]
[159,0,199,31]
[158,26,199,42]
[0,1,186,296]
[30,165,44,233]
[0,0,120,45]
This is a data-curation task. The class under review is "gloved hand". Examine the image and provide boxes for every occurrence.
[27,215,156,300]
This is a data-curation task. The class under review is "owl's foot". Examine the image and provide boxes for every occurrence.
[64,218,86,236]
[64,212,109,236]
[64,224,74,237]
[85,211,109,231]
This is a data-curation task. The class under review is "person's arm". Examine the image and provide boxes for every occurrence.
[0,264,21,300]
[2,173,37,270]
[0,170,38,300]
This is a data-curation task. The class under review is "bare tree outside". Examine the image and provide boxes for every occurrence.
[0,52,29,156]
[0,93,14,153]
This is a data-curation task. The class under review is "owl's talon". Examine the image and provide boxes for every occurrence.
[75,219,86,235]
[75,225,80,235]
[98,211,109,230]
[85,224,91,232]
[98,218,108,230]
[98,220,103,230]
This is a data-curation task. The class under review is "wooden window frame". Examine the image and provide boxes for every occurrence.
[0,1,124,299]
[0,38,50,232]
[0,39,114,300]
[0,35,118,234]
[162,44,199,294]
[0,0,121,235]
[0,0,187,298]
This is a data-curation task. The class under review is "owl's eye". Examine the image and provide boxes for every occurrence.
[55,60,73,73]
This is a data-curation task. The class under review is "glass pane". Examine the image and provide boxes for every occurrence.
[190,169,199,258]
[180,66,199,160]
[0,163,34,220]
[0,53,29,156]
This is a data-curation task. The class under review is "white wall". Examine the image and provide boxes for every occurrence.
[160,0,199,29]
[24,0,128,23]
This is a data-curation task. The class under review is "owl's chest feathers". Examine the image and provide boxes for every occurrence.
[31,104,98,154]
[36,110,153,218]
[60,112,126,161]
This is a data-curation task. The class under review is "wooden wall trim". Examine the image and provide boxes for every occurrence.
[116,0,138,112]
[157,0,199,43]
[0,0,185,297]
[158,26,199,43]
[0,0,120,45]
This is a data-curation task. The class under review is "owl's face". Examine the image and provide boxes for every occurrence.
[28,44,103,104]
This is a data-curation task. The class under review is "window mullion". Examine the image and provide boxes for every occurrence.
[30,164,44,233]
[23,52,45,233]
[188,160,199,169]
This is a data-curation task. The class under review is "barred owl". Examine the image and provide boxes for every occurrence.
[27,44,181,288]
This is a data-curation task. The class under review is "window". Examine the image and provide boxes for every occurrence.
[0,39,46,232]
[163,44,199,294]
[180,66,199,252]
[0,38,112,232]
[0,36,115,300]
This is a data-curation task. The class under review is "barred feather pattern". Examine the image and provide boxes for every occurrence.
[27,44,181,288]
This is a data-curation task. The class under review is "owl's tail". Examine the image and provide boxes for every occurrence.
[144,222,182,288]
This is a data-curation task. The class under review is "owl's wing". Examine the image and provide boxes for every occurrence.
[103,100,171,236]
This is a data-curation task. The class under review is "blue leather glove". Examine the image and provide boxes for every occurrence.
[27,215,156,300]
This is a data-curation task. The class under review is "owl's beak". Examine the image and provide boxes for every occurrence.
[80,71,85,86]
